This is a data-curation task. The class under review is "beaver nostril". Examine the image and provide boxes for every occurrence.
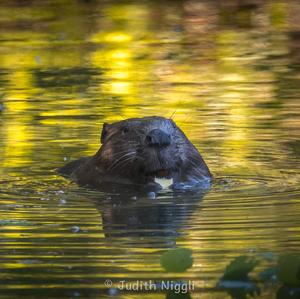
[146,129,171,148]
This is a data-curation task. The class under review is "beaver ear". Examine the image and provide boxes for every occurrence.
[101,122,110,144]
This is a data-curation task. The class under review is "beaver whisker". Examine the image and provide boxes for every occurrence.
[114,156,137,173]
[107,157,135,174]
[108,143,138,155]
[106,152,136,172]
[186,156,202,169]
[107,151,135,168]
[111,149,136,157]
[185,157,209,177]
[109,156,138,175]
[99,149,135,163]
[101,148,138,161]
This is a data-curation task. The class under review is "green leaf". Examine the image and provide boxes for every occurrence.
[160,248,193,273]
[259,267,277,282]
[166,290,192,299]
[222,256,259,281]
[277,255,300,287]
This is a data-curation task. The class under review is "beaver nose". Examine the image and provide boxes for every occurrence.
[145,129,171,148]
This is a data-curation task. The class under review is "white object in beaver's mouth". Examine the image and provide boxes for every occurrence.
[155,177,173,189]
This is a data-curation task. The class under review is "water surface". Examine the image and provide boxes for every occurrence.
[0,1,300,298]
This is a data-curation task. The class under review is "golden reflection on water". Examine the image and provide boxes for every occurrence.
[0,0,300,298]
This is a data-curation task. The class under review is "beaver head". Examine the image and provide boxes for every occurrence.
[94,116,211,188]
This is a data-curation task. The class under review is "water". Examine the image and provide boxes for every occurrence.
[0,0,300,298]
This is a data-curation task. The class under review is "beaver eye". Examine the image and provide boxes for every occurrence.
[121,126,129,134]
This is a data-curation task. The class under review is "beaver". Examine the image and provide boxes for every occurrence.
[59,116,212,192]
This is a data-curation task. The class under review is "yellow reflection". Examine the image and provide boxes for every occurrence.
[110,50,130,59]
[90,35,136,101]
[6,71,34,101]
[215,29,271,169]
[105,81,132,95]
[1,67,35,169]
[107,69,129,80]
[2,123,31,169]
[91,32,132,43]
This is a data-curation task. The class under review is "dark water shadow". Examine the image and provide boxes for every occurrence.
[91,188,208,244]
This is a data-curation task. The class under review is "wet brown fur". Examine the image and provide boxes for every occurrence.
[59,116,212,190]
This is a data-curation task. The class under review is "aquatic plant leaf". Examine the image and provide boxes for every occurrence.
[277,255,300,287]
[160,248,193,272]
[222,256,259,280]
[217,280,260,299]
[166,290,192,299]
[259,267,277,282]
